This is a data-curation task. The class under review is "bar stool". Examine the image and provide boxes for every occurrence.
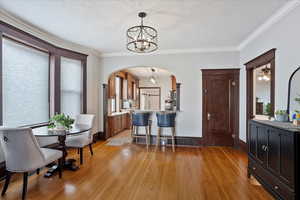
[131,112,151,147]
[156,112,176,152]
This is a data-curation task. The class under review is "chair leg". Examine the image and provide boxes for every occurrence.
[89,143,94,156]
[36,168,40,175]
[22,172,28,200]
[1,171,11,196]
[80,148,83,165]
[58,159,62,178]
[156,127,161,146]
[172,127,176,152]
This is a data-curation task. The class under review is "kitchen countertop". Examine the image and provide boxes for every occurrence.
[108,111,129,117]
[108,110,179,117]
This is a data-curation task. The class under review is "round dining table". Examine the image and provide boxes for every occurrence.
[32,124,91,177]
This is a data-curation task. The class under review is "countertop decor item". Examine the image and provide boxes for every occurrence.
[48,113,74,130]
[274,110,288,122]
[126,12,158,53]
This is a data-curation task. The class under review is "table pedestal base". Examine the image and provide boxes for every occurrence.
[44,159,79,178]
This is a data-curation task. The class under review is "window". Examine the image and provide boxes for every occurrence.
[60,57,83,118]
[0,22,87,127]
[115,76,121,112]
[2,38,49,126]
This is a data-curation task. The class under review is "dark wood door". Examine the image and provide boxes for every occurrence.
[202,69,239,146]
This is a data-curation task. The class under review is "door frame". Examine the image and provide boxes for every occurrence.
[245,49,276,144]
[202,69,240,146]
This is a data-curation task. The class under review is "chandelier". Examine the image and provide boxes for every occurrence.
[127,12,158,53]
[258,66,271,81]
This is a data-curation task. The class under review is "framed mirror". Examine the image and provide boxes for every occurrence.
[287,66,300,120]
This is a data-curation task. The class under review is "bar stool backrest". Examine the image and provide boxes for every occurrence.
[132,112,151,126]
[156,112,176,127]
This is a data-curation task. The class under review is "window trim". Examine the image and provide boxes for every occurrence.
[0,20,88,126]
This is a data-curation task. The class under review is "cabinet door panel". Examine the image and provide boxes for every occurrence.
[267,128,280,174]
[249,123,257,157]
[280,132,295,186]
[257,126,268,165]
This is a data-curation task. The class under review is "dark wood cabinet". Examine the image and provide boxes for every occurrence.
[171,75,176,91]
[107,113,131,138]
[108,75,116,99]
[248,120,300,200]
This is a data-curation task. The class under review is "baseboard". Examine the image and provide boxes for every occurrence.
[135,135,203,147]
[238,139,247,153]
[94,131,105,141]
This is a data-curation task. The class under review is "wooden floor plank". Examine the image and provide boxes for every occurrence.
[0,133,274,200]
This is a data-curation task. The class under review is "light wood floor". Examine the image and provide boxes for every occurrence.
[0,132,273,200]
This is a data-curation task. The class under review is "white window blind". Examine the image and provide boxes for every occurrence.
[61,57,82,118]
[2,38,49,127]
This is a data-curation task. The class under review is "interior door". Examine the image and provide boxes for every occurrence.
[202,69,239,146]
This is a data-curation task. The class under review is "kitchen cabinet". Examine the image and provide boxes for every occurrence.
[127,74,133,99]
[107,113,131,138]
[108,75,116,98]
[248,120,299,200]
[171,75,176,91]
[126,73,138,100]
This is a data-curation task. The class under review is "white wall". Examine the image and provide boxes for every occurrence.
[99,52,240,137]
[239,5,300,141]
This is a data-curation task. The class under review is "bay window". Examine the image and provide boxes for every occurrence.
[0,21,87,127]
[60,57,83,118]
[2,38,49,126]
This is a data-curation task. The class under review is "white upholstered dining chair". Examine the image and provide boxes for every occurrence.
[65,114,95,165]
[0,127,63,200]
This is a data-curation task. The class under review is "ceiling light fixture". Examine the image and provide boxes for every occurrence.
[127,12,158,53]
[258,66,271,81]
[149,68,157,84]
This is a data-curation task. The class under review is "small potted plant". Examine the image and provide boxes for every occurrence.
[48,113,75,130]
[265,103,272,119]
[274,110,288,122]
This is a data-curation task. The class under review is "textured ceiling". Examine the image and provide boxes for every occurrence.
[0,0,289,54]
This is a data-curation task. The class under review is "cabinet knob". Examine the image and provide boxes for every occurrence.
[261,145,268,152]
[274,185,279,190]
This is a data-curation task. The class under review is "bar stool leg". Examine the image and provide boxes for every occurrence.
[131,125,135,141]
[157,127,161,147]
[135,126,138,143]
[145,126,149,148]
[172,127,175,152]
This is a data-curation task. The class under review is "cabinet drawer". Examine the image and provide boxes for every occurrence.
[249,158,295,200]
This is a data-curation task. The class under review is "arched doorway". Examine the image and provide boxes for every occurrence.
[102,66,179,140]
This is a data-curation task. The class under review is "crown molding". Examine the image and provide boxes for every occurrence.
[238,0,300,50]
[100,47,239,58]
[0,9,102,58]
